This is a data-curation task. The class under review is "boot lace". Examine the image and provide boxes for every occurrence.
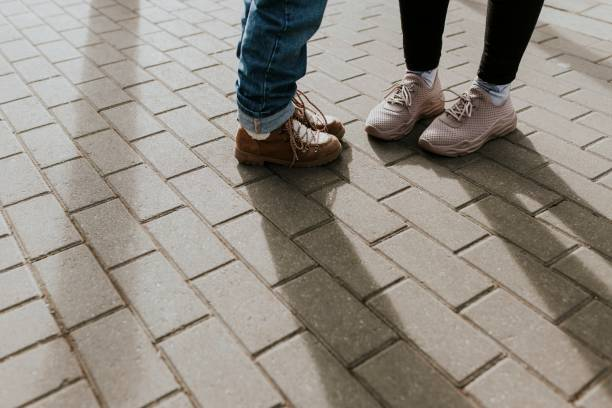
[293,90,329,132]
[284,114,321,167]
[385,80,416,108]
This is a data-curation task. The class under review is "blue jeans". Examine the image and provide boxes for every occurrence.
[236,0,327,133]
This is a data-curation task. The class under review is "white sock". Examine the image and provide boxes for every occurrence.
[244,129,271,140]
[407,68,438,88]
[474,78,511,106]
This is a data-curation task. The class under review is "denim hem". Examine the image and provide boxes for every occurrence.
[237,102,295,134]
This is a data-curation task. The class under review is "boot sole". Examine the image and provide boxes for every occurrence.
[235,145,342,168]
[419,112,518,157]
[365,98,445,141]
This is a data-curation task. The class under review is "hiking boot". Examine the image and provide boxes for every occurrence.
[365,72,445,141]
[418,85,517,157]
[294,90,345,139]
[235,115,342,167]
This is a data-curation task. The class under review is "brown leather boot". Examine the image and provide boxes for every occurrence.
[293,90,345,139]
[235,116,342,167]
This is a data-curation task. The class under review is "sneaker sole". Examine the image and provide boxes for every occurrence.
[418,113,518,157]
[234,145,342,168]
[366,99,445,141]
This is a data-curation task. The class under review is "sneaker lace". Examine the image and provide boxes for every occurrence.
[384,80,416,108]
[284,115,321,167]
[445,90,479,122]
[293,90,329,132]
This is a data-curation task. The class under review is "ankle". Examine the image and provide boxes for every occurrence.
[407,67,438,88]
[474,78,511,106]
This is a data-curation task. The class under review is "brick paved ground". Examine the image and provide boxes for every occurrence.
[1,0,612,406]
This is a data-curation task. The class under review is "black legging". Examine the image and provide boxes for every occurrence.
[400,0,545,85]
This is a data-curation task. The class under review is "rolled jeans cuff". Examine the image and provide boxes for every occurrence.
[237,102,295,134]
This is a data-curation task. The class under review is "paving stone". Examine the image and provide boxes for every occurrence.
[112,252,207,339]
[126,81,184,114]
[158,105,223,146]
[73,309,178,407]
[29,380,99,408]
[45,158,114,212]
[178,84,235,118]
[458,159,560,214]
[123,44,171,68]
[166,46,217,71]
[56,58,105,84]
[296,221,403,299]
[518,107,603,147]
[155,393,193,408]
[588,138,612,161]
[62,27,102,48]
[7,194,81,258]
[78,78,131,110]
[194,261,300,353]
[73,200,154,268]
[479,138,548,174]
[170,167,251,225]
[108,165,182,221]
[384,188,487,251]
[81,43,124,66]
[30,76,81,108]
[0,235,24,271]
[0,339,81,408]
[13,56,59,83]
[21,124,80,168]
[101,30,143,50]
[563,301,612,359]
[311,182,404,242]
[0,74,31,104]
[393,155,485,208]
[195,64,236,95]
[218,212,314,285]
[277,267,395,364]
[369,279,501,383]
[0,212,8,236]
[0,299,59,359]
[1,96,54,132]
[300,71,359,102]
[0,39,38,62]
[565,88,612,115]
[466,358,572,408]
[330,147,410,200]
[36,245,121,328]
[161,318,281,408]
[77,129,141,175]
[38,40,81,63]
[51,100,109,138]
[355,341,474,408]
[462,196,576,263]
[463,237,589,320]
[0,122,21,159]
[529,163,612,220]
[554,248,612,304]
[578,112,612,137]
[184,32,232,54]
[261,332,382,407]
[102,102,164,141]
[145,208,232,279]
[0,266,39,311]
[272,164,339,194]
[239,176,329,236]
[513,86,589,120]
[98,60,153,89]
[463,289,607,397]
[149,61,201,90]
[134,132,202,178]
[577,374,612,408]
[310,53,364,81]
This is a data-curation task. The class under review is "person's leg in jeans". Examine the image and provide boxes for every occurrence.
[419,0,545,156]
[234,0,343,167]
[365,1,449,140]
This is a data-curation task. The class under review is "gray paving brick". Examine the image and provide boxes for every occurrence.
[150,61,201,91]
[311,182,404,242]
[194,261,300,353]
[272,164,339,194]
[29,380,98,408]
[195,64,238,95]
[577,374,612,408]
[145,208,233,279]
[463,290,607,397]
[310,53,364,81]
[112,252,207,339]
[0,39,38,62]
[73,200,154,268]
[463,237,589,320]
[384,188,487,251]
[73,309,178,407]
[1,96,54,132]
[126,81,184,114]
[462,196,576,263]
[36,245,121,329]
[56,58,105,84]
[588,138,612,161]
[479,138,548,174]
[563,301,612,359]
[0,266,38,311]
[134,132,202,178]
[51,100,109,138]
[158,105,223,146]
[0,339,82,408]
[393,155,485,208]
[0,121,21,159]
[458,159,560,214]
[466,358,572,408]
[155,393,193,408]
[77,129,142,175]
[30,76,81,108]
[529,163,612,219]
[369,279,501,383]
[0,235,24,271]
[178,83,235,118]
[518,107,603,147]
[13,56,59,83]
[21,124,80,168]
[0,73,31,104]
[378,228,491,308]
[513,86,589,120]
[170,167,251,225]
[218,212,314,285]
[7,194,81,258]
[355,341,474,408]
[107,165,182,221]
[78,78,131,110]
[81,42,124,66]
[566,88,612,116]
[161,318,281,408]
[554,247,612,304]
[102,102,164,141]
[277,267,395,364]
[0,299,59,359]
[577,112,612,137]
[100,59,153,88]
[166,46,217,71]
[300,71,359,103]
[538,200,612,258]
[123,44,171,68]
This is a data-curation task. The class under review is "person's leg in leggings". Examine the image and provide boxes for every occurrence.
[475,0,545,103]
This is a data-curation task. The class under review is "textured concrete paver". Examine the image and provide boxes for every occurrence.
[1,0,612,406]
